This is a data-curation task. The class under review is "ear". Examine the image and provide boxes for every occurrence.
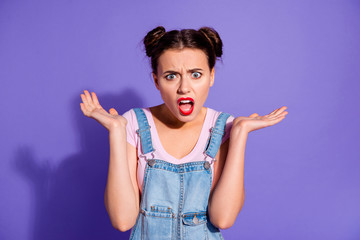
[153,72,160,90]
[210,68,215,87]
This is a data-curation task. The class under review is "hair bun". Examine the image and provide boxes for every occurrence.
[143,26,166,57]
[198,27,223,58]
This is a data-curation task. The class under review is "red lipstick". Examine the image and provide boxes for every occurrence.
[177,97,194,115]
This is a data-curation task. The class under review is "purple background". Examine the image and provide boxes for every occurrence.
[1,0,359,239]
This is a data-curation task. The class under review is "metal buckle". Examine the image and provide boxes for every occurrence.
[145,150,156,167]
[147,159,156,167]
[204,161,210,170]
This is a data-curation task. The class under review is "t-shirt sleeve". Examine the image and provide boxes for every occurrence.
[221,114,234,144]
[122,109,138,148]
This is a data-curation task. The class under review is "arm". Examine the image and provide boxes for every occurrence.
[104,131,140,232]
[208,106,288,229]
[208,128,247,229]
[80,90,139,232]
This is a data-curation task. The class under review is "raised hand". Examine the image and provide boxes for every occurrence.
[80,90,127,132]
[232,106,288,134]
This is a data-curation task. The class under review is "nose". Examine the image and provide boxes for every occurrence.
[177,76,191,94]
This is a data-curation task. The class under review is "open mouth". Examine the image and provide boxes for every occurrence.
[177,97,194,115]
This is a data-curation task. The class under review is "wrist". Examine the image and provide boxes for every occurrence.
[108,121,127,132]
[109,125,127,136]
[230,125,249,139]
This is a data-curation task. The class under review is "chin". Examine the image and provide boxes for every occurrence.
[178,109,202,122]
[177,115,195,123]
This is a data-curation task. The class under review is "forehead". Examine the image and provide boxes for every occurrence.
[157,48,208,72]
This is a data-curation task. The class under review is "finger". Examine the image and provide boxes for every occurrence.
[80,94,90,108]
[83,90,93,105]
[273,106,288,116]
[269,107,282,115]
[249,113,259,118]
[80,103,86,113]
[265,111,288,122]
[266,115,286,126]
[281,111,288,117]
[109,108,118,115]
[91,92,101,107]
[269,106,287,116]
[271,111,288,121]
[80,103,90,116]
[268,109,278,115]
[271,110,288,118]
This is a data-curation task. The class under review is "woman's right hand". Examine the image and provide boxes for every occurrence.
[80,90,127,132]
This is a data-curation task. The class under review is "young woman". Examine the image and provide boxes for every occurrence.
[80,26,288,239]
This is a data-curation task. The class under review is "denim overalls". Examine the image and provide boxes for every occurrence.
[129,108,230,240]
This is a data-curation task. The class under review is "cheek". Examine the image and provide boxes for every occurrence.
[197,81,211,94]
[200,89,210,102]
[158,86,175,102]
[202,83,211,98]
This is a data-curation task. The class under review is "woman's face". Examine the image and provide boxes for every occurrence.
[153,48,215,123]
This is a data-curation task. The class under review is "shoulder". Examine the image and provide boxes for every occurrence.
[207,107,234,144]
[122,108,148,124]
[122,108,149,148]
[123,107,151,118]
[122,108,136,127]
[207,107,235,126]
[122,107,154,132]
[122,108,135,119]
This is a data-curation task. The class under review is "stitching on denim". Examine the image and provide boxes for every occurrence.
[178,169,184,238]
[129,211,141,239]
[136,126,151,133]
[132,116,228,239]
[148,159,213,169]
[144,214,175,219]
[204,221,208,240]
[133,108,155,155]
[204,112,231,159]
[141,213,144,240]
[140,165,151,210]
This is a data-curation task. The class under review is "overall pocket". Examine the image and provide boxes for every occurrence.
[182,211,208,240]
[141,205,175,240]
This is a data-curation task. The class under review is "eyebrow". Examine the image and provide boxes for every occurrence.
[162,68,204,76]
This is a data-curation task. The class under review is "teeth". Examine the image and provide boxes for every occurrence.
[180,100,192,104]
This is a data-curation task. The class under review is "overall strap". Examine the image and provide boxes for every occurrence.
[133,108,155,155]
[204,112,231,159]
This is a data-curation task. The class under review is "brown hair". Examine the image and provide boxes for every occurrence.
[143,26,223,74]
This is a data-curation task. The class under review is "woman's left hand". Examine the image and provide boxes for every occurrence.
[232,106,288,133]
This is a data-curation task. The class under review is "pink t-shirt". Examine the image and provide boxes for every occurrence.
[122,107,234,193]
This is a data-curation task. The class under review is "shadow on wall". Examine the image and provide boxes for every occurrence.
[13,88,144,240]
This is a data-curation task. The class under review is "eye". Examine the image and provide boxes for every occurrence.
[191,72,202,79]
[165,73,177,80]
